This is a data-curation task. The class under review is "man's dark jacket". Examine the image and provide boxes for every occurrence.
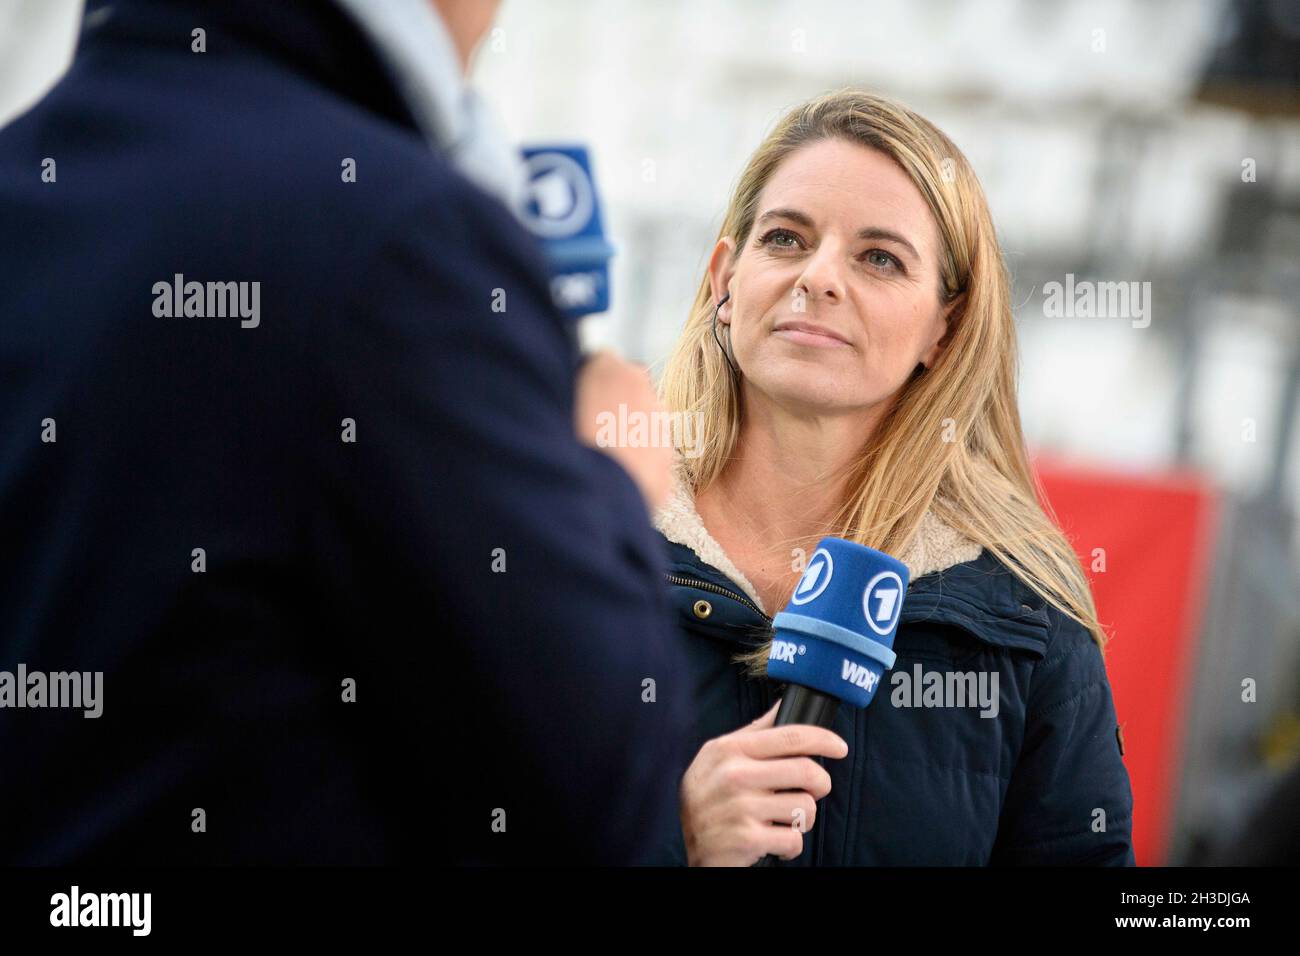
[654,537,1136,865]
[0,0,688,864]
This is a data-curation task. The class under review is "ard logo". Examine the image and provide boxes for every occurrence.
[791,548,833,605]
[861,570,904,636]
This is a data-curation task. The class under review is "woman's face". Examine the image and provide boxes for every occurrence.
[712,138,954,416]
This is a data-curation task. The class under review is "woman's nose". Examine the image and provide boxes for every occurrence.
[794,247,846,303]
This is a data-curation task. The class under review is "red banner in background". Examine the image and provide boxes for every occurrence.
[1032,455,1220,866]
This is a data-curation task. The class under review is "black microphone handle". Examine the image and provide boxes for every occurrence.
[774,684,840,728]
[753,684,840,867]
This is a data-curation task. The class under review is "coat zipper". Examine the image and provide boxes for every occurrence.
[664,573,773,624]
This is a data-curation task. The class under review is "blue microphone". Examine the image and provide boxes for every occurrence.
[767,537,909,725]
[756,537,909,866]
[518,144,615,323]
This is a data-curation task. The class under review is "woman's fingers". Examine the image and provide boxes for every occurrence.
[737,699,849,762]
[756,823,806,863]
[688,796,814,865]
[681,700,848,865]
[750,756,834,800]
[739,722,849,762]
[748,791,819,831]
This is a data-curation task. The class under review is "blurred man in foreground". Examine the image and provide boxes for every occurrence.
[0,0,687,864]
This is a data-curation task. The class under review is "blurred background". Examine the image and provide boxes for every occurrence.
[5,0,1297,865]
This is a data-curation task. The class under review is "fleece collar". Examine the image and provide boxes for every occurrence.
[652,460,984,617]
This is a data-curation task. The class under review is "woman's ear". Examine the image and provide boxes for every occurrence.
[920,292,964,369]
[707,237,737,323]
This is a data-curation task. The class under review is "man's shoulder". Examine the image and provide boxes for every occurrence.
[6,41,524,274]
[196,82,522,267]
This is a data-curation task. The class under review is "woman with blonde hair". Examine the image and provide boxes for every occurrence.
[650,89,1134,865]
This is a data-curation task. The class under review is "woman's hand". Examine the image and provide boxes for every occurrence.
[679,701,849,866]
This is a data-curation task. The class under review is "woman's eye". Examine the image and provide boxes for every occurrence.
[864,249,901,271]
[759,229,800,249]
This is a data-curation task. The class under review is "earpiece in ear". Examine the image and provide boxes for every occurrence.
[712,292,739,377]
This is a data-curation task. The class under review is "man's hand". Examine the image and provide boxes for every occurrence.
[574,350,674,512]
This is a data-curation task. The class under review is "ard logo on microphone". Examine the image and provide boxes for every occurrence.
[790,547,834,605]
[519,145,614,320]
[862,570,904,636]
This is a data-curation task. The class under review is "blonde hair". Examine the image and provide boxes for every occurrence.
[658,89,1107,669]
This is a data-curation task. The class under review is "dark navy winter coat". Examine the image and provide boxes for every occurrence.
[654,534,1136,865]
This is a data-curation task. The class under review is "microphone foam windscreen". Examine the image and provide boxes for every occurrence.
[766,537,910,709]
[519,144,615,321]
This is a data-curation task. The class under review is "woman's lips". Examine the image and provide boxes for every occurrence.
[772,322,852,348]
